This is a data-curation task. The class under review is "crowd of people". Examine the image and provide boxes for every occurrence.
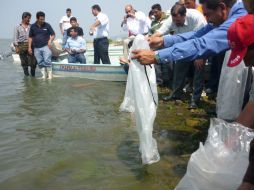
[13,0,254,188]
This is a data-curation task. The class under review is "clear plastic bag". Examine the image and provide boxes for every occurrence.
[120,35,160,164]
[216,50,249,121]
[175,118,254,190]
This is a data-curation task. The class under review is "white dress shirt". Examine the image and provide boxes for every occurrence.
[157,8,207,35]
[93,12,109,39]
[122,11,149,36]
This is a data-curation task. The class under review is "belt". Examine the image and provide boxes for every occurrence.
[94,37,107,40]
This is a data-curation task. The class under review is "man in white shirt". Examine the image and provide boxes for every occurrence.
[59,8,73,46]
[154,6,206,37]
[120,4,149,63]
[153,3,207,109]
[90,4,111,64]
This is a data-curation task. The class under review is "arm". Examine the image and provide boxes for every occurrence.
[135,11,146,24]
[28,37,33,55]
[155,16,173,36]
[131,23,226,65]
[48,24,55,48]
[13,25,18,46]
[64,41,71,54]
[59,23,63,35]
[13,26,19,54]
[90,20,101,33]
[59,17,64,35]
[157,24,229,64]
[28,27,33,55]
[163,23,214,48]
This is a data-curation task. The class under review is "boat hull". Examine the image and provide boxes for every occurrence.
[52,62,127,82]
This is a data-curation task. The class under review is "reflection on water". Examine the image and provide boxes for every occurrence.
[0,39,186,190]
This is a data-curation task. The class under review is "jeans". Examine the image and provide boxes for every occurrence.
[206,53,225,92]
[62,30,68,47]
[93,37,111,64]
[68,53,86,64]
[171,61,204,101]
[34,46,52,68]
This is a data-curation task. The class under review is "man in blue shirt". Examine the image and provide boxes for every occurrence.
[131,0,247,66]
[28,11,55,80]
[65,27,86,64]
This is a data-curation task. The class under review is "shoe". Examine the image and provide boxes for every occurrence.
[40,68,47,80]
[162,95,179,102]
[188,99,199,109]
[183,83,193,93]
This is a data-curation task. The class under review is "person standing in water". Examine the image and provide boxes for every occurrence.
[14,12,37,77]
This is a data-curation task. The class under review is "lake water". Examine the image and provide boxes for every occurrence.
[0,39,185,190]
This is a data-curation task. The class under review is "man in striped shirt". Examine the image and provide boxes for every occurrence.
[13,12,37,76]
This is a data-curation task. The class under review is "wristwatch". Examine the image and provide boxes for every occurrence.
[154,51,161,64]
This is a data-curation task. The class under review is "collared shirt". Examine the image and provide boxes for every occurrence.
[157,8,206,35]
[149,12,170,34]
[122,11,149,36]
[157,2,247,64]
[93,12,109,39]
[59,15,73,30]
[13,23,30,45]
[29,22,55,48]
[65,36,86,51]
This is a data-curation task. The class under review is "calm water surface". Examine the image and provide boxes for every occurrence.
[0,39,184,190]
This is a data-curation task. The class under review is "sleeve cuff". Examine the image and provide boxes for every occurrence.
[157,48,172,64]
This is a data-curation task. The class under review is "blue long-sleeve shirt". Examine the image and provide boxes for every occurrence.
[157,2,247,64]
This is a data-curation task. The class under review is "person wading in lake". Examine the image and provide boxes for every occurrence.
[28,11,55,80]
[13,12,37,77]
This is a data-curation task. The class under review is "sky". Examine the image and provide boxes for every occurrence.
[0,0,178,40]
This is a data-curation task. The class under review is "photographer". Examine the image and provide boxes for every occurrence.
[120,4,149,64]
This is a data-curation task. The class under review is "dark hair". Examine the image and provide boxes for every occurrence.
[36,11,45,19]
[151,4,162,11]
[92,4,101,12]
[22,12,31,19]
[66,8,71,12]
[199,0,236,9]
[149,10,154,17]
[70,17,77,22]
[70,27,78,33]
[171,3,186,17]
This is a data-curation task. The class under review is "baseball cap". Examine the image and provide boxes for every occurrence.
[227,14,254,67]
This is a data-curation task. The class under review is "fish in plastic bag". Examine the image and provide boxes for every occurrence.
[120,35,160,164]
[175,118,254,190]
